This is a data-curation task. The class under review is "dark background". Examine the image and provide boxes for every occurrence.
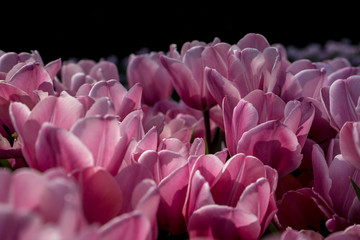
[2,2,358,64]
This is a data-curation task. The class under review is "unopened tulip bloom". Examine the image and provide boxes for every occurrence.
[127,52,173,105]
[184,153,278,240]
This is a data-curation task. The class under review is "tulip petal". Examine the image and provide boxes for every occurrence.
[340,121,360,169]
[158,163,189,234]
[72,167,123,224]
[99,212,151,240]
[188,205,260,240]
[71,115,121,168]
[205,67,240,106]
[236,120,302,177]
[237,33,270,52]
[35,123,94,172]
[211,153,266,207]
[6,63,53,102]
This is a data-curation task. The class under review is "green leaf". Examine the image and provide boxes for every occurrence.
[350,177,360,202]
[0,159,14,171]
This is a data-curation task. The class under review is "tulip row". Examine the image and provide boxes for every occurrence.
[0,33,360,239]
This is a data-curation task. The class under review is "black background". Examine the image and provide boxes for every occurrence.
[2,2,358,64]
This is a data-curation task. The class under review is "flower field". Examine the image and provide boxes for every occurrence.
[1,33,360,239]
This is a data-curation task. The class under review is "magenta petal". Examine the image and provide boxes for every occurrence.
[340,121,360,169]
[158,163,190,235]
[188,205,260,240]
[72,167,123,225]
[236,120,302,177]
[71,115,121,168]
[35,123,94,172]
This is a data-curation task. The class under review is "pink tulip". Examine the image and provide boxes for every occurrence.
[127,52,173,105]
[0,168,90,239]
[9,94,149,174]
[322,76,360,131]
[9,92,86,170]
[325,155,360,231]
[161,40,231,111]
[56,59,119,95]
[115,163,160,240]
[340,121,360,169]
[137,149,190,234]
[222,93,306,177]
[185,153,278,239]
[87,80,142,120]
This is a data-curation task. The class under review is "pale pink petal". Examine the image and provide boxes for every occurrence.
[183,170,214,224]
[115,164,153,213]
[236,178,275,235]
[44,58,61,80]
[284,100,315,148]
[117,83,142,120]
[237,33,270,52]
[26,92,85,130]
[340,121,360,169]
[223,97,259,156]
[0,169,12,203]
[71,115,120,168]
[9,168,46,210]
[85,97,115,117]
[6,63,53,102]
[244,90,285,123]
[35,123,94,172]
[99,212,151,240]
[202,43,231,77]
[330,76,360,130]
[89,61,119,81]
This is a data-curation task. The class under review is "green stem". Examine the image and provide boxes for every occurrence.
[203,109,211,153]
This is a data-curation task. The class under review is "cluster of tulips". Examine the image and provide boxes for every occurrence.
[1,33,360,240]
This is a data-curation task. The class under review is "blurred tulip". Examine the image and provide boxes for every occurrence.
[127,52,173,105]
